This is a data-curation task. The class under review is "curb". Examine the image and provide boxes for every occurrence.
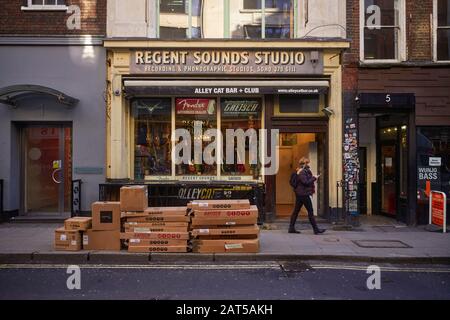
[0,252,449,265]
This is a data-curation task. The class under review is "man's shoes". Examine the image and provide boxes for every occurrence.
[288,229,301,234]
[314,229,326,235]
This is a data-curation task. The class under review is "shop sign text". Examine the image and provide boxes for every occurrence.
[130,49,323,75]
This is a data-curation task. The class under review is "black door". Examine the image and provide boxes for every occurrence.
[358,147,367,215]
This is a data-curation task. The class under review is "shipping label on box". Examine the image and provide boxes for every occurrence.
[54,227,82,251]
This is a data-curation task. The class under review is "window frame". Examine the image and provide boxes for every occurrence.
[359,0,406,64]
[156,0,298,39]
[433,0,450,62]
[21,0,68,11]
[130,95,266,182]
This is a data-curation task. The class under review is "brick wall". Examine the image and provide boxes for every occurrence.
[0,0,106,35]
[406,0,433,61]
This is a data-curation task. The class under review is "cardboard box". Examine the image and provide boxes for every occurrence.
[144,207,187,215]
[192,206,258,219]
[126,215,191,223]
[64,217,92,231]
[91,201,121,231]
[192,239,259,253]
[120,186,148,212]
[188,199,250,211]
[127,239,188,246]
[125,226,189,233]
[83,229,121,251]
[124,222,189,228]
[120,232,190,240]
[128,245,188,253]
[54,227,82,251]
[192,225,259,238]
[191,216,257,227]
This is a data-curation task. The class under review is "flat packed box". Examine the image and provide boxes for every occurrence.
[120,232,190,240]
[125,226,189,233]
[126,215,191,223]
[192,225,259,238]
[144,207,187,215]
[191,216,257,227]
[128,245,188,253]
[64,217,92,231]
[192,206,258,219]
[188,199,250,211]
[91,201,121,231]
[127,238,188,246]
[124,222,189,228]
[120,185,148,212]
[54,227,81,251]
[192,239,259,253]
[83,229,121,251]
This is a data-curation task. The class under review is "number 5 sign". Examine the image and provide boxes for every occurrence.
[429,191,447,233]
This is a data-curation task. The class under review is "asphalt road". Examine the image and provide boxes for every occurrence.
[0,262,449,300]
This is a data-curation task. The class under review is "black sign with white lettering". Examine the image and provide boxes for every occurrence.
[358,93,415,109]
[125,86,327,97]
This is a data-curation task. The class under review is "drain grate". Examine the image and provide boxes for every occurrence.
[352,240,412,248]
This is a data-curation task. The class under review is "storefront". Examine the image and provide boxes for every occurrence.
[103,40,349,221]
[356,68,450,225]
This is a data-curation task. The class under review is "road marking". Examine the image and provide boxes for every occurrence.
[1,263,450,273]
[308,264,450,273]
[0,263,281,270]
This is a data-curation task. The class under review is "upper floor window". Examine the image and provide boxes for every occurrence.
[435,0,450,61]
[231,0,294,39]
[158,0,295,39]
[360,0,405,62]
[22,0,68,11]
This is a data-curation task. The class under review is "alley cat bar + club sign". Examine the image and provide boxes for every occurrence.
[125,49,327,97]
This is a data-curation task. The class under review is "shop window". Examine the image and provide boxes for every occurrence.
[230,0,293,39]
[417,126,450,224]
[221,98,262,179]
[274,94,323,116]
[175,98,218,177]
[361,0,405,61]
[132,98,172,180]
[22,0,67,10]
[435,0,450,61]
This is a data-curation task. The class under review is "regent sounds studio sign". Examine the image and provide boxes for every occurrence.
[130,49,323,75]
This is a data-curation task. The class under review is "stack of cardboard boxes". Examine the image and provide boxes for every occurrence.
[54,217,92,251]
[189,200,260,253]
[85,201,121,250]
[120,186,190,253]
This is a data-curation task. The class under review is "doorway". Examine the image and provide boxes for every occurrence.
[21,124,72,216]
[275,133,326,218]
[377,121,408,221]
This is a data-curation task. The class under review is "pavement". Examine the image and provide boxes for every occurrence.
[0,215,449,265]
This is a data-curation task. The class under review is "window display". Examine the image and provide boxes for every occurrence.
[132,98,172,180]
[175,98,218,176]
[221,98,262,178]
[132,96,265,181]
